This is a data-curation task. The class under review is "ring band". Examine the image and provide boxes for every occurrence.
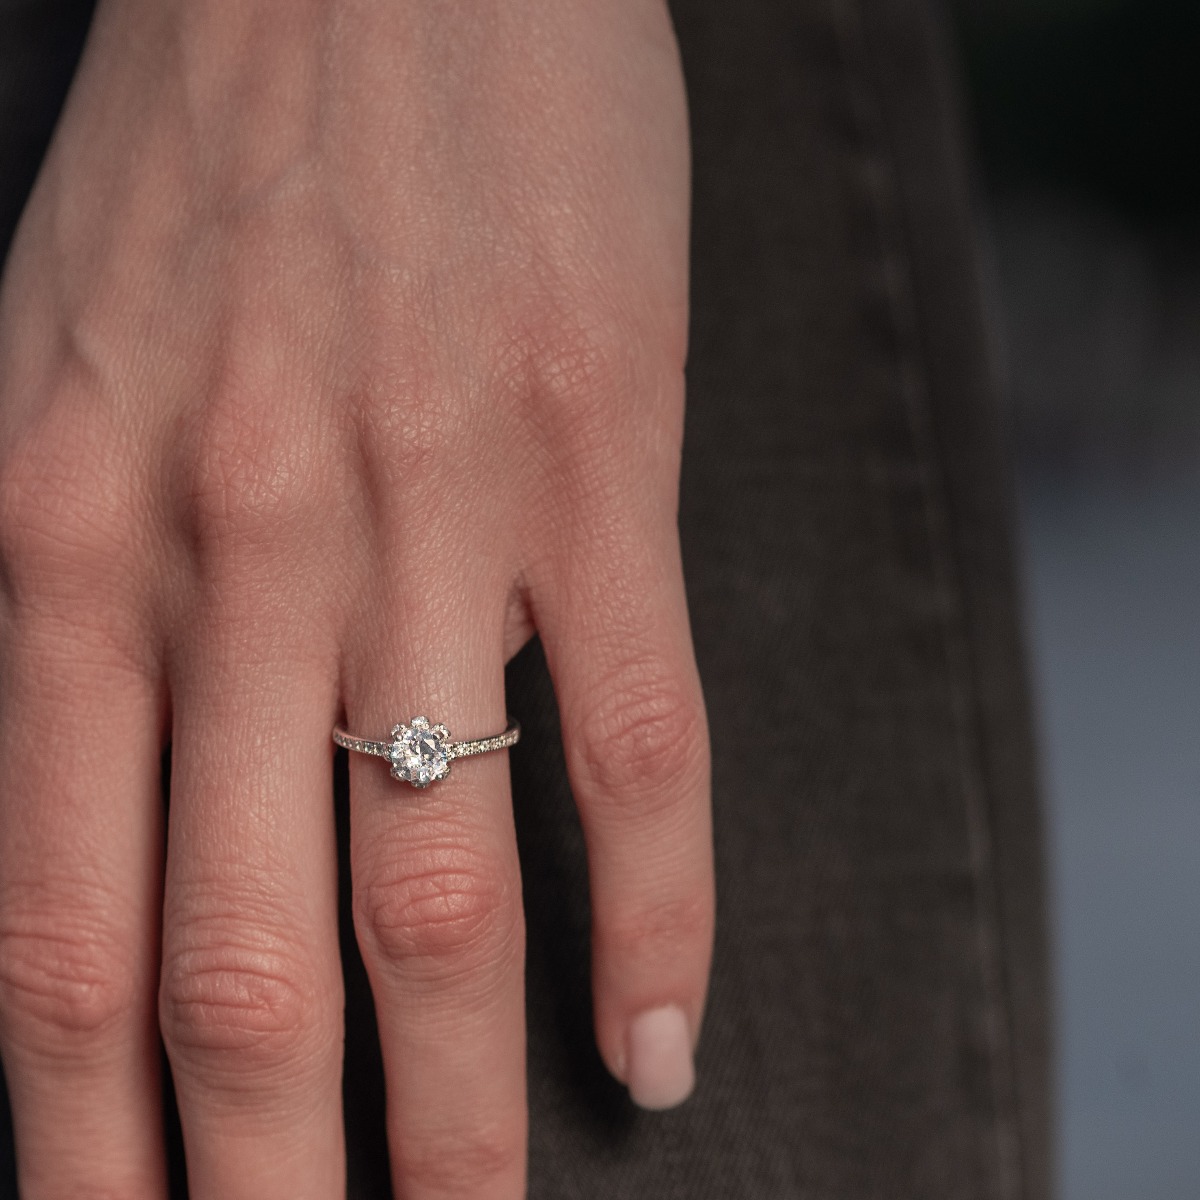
[332,714,520,788]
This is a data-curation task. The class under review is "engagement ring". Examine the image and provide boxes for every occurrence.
[332,714,520,788]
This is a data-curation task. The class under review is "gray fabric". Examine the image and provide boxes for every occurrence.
[0,0,1052,1197]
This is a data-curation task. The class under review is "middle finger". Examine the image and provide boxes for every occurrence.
[161,596,345,1199]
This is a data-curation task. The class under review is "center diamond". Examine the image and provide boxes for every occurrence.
[389,715,451,787]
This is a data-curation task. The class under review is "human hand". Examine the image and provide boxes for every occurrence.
[0,0,712,1196]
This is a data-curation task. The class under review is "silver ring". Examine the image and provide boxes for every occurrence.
[332,714,520,788]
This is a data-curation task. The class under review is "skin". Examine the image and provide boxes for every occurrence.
[0,0,713,1196]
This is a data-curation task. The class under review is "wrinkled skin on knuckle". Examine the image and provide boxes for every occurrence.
[389,1119,526,1195]
[0,884,139,1053]
[159,914,334,1083]
[573,666,710,808]
[354,833,521,987]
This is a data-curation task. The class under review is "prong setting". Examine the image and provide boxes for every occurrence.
[387,716,451,787]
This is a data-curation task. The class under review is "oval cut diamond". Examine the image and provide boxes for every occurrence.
[389,715,450,787]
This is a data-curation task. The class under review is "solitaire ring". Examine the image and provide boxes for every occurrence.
[332,714,521,788]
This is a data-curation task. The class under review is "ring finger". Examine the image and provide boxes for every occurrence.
[345,566,527,1200]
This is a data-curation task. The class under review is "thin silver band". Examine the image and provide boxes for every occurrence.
[332,717,520,762]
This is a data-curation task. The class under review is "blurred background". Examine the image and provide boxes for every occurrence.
[950,2,1200,1196]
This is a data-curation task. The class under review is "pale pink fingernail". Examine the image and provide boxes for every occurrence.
[625,1004,695,1110]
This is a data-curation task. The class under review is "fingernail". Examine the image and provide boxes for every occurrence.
[625,1004,695,1110]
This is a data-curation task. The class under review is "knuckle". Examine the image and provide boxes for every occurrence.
[532,314,635,407]
[574,667,709,806]
[501,306,642,444]
[351,375,455,496]
[172,384,330,560]
[354,838,520,981]
[0,890,137,1051]
[391,1120,525,1194]
[159,917,330,1073]
[497,306,686,560]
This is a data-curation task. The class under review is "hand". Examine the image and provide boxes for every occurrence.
[0,0,713,1196]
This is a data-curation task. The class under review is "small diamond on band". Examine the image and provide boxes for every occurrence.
[332,714,520,788]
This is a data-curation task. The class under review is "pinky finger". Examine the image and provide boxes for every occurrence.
[532,508,714,1111]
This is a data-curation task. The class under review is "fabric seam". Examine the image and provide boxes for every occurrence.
[827,1,1027,1196]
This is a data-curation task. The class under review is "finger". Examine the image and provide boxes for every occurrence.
[346,575,526,1200]
[534,502,713,1111]
[0,616,168,1198]
[160,600,345,1200]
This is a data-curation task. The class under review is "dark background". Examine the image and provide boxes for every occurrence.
[952,2,1200,1196]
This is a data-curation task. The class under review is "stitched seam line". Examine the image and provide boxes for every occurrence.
[828,2,1026,1196]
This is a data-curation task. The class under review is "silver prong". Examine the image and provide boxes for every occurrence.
[432,724,450,741]
[391,724,405,740]
[411,715,430,729]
